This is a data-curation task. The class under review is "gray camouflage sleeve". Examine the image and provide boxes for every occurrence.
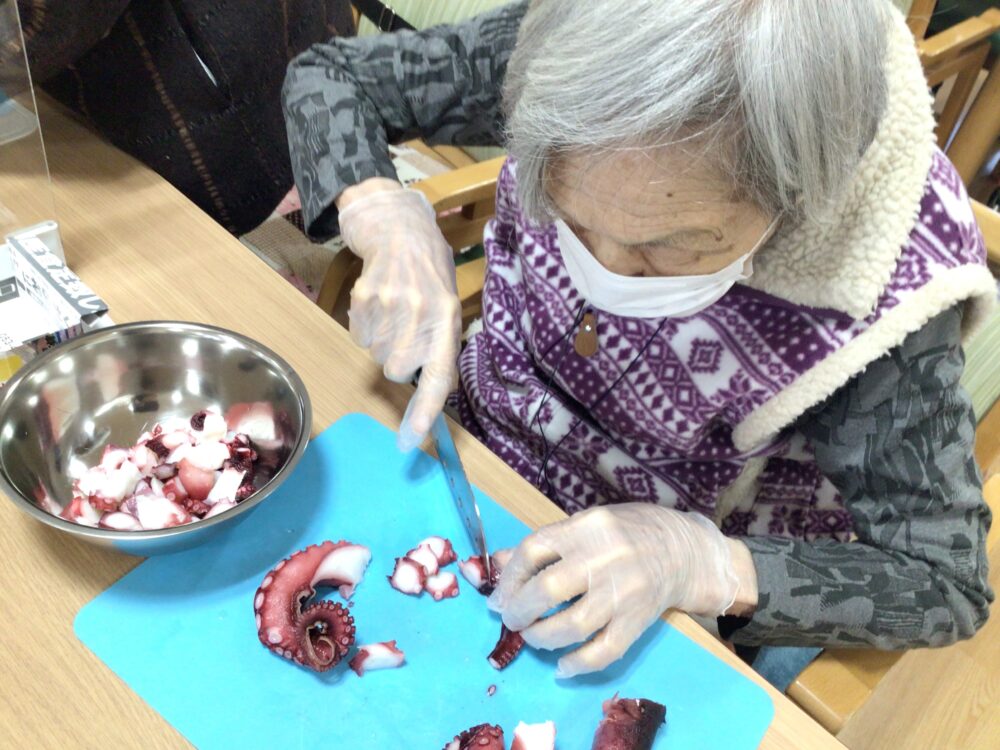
[282,1,527,239]
[732,306,993,649]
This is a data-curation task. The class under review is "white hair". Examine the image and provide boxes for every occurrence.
[503,0,893,224]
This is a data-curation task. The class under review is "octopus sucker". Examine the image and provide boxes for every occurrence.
[442,723,505,750]
[426,571,460,601]
[254,541,369,672]
[590,695,666,750]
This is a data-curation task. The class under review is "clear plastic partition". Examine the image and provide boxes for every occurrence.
[0,0,62,259]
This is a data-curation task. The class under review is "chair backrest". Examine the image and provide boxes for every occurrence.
[907,0,937,40]
[915,7,1000,157]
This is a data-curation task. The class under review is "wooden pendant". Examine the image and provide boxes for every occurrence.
[574,311,598,357]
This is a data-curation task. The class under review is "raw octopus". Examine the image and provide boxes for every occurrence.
[388,535,460,600]
[348,640,406,676]
[511,721,557,750]
[488,625,526,670]
[441,695,663,750]
[459,551,526,671]
[443,723,506,750]
[457,553,501,595]
[443,721,555,750]
[60,403,278,531]
[254,540,371,672]
[590,696,666,750]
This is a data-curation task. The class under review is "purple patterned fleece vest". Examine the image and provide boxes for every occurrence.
[454,151,988,542]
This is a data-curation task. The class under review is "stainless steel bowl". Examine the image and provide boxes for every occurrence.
[0,321,311,555]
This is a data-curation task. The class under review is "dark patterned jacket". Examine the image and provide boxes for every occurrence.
[15,0,354,234]
[282,1,993,649]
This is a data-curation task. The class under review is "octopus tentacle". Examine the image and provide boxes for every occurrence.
[296,600,355,670]
[590,696,666,750]
[254,541,369,671]
[488,624,525,670]
[443,723,505,750]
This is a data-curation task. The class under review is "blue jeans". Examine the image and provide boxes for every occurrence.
[751,646,824,692]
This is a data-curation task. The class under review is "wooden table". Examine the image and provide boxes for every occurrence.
[0,98,843,749]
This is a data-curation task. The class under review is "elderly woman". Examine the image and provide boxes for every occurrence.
[283,0,995,687]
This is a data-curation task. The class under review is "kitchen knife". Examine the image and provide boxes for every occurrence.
[428,412,492,584]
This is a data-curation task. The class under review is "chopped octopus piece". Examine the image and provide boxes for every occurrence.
[254,541,360,672]
[458,554,501,595]
[184,440,231,472]
[488,624,525,670]
[406,543,441,577]
[134,491,191,529]
[348,640,406,676]
[206,468,246,505]
[590,696,666,750]
[56,408,266,531]
[162,477,188,503]
[197,411,228,442]
[177,458,217,501]
[225,401,280,448]
[388,536,458,597]
[511,720,556,750]
[60,496,103,527]
[311,541,372,599]
[442,724,505,750]
[418,535,457,566]
[204,499,238,518]
[99,445,128,471]
[425,571,460,601]
[98,511,142,531]
[76,459,143,512]
[388,557,427,595]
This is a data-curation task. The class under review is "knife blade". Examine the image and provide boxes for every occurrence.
[428,413,492,584]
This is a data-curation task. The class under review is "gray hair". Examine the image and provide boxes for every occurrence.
[503,0,892,224]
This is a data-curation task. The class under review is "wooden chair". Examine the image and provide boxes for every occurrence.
[914,6,1000,184]
[906,0,937,40]
[315,154,505,330]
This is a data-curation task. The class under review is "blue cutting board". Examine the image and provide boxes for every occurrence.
[75,413,773,749]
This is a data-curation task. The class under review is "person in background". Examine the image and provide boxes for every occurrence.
[13,0,354,235]
[283,0,994,689]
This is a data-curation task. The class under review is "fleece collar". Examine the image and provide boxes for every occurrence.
[743,9,937,319]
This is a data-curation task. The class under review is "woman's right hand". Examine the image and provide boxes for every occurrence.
[336,179,462,452]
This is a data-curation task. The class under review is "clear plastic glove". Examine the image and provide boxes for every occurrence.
[487,503,748,678]
[338,187,461,451]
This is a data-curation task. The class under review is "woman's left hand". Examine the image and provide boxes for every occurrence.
[487,503,756,678]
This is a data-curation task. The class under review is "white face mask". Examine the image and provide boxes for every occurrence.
[554,218,777,319]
